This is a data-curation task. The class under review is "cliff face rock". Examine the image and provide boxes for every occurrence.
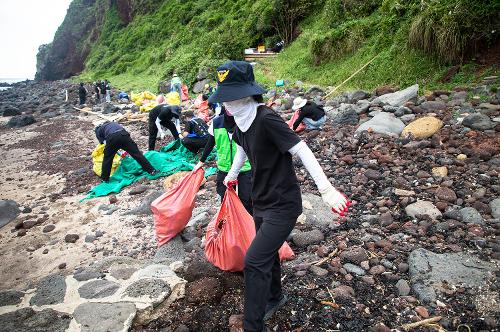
[35,0,134,81]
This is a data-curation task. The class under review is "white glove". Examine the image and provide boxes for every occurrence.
[223,174,237,187]
[320,185,349,215]
[194,161,204,171]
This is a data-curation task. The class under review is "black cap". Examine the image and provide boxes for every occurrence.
[208,61,266,103]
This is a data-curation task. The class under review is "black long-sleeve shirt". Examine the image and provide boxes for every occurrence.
[149,104,181,137]
[200,136,215,162]
[292,102,325,130]
[95,122,124,144]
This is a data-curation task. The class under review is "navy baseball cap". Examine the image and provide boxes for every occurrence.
[208,61,266,103]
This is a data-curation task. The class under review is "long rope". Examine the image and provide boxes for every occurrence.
[322,53,381,100]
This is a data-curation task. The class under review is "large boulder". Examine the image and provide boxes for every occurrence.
[372,84,418,106]
[330,104,359,126]
[408,249,495,303]
[355,112,405,136]
[401,116,443,139]
[0,200,20,229]
[462,113,495,130]
[192,79,211,94]
[7,115,36,128]
[158,80,171,94]
[346,90,370,103]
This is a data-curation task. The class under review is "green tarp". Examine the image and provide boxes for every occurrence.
[83,140,216,200]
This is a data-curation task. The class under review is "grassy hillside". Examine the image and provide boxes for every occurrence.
[79,0,279,91]
[77,0,499,93]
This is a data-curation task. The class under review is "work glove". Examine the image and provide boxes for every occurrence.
[223,176,238,188]
[178,134,183,140]
[320,185,350,217]
[193,161,204,171]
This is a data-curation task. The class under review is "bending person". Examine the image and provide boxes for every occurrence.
[181,110,209,154]
[95,122,158,182]
[148,103,182,151]
[208,61,349,332]
[291,97,326,131]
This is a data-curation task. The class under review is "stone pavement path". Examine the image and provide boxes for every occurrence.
[0,256,186,332]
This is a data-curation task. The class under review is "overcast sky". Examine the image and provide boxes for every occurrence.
[0,0,72,80]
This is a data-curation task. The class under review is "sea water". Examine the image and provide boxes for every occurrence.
[0,78,28,90]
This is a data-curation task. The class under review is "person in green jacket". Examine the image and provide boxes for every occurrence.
[194,108,252,214]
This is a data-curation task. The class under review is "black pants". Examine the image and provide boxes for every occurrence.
[244,215,296,332]
[102,131,155,181]
[79,95,86,105]
[148,116,179,151]
[216,170,253,215]
[182,137,208,154]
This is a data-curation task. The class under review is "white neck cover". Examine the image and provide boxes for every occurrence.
[223,97,259,132]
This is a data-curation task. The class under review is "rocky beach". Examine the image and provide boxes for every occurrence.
[0,77,499,332]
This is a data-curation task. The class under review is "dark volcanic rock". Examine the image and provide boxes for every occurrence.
[7,115,36,128]
[292,229,325,247]
[78,279,120,299]
[64,233,79,243]
[30,274,66,306]
[340,247,368,264]
[462,113,495,130]
[0,307,71,332]
[125,279,171,299]
[0,200,21,229]
[0,290,24,306]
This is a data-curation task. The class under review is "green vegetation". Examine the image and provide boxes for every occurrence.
[74,0,498,93]
[260,0,499,94]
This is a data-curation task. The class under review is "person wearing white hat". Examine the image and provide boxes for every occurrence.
[291,97,326,131]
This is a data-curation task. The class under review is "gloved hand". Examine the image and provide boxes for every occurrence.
[320,185,350,216]
[223,176,238,188]
[194,161,204,171]
[178,134,183,140]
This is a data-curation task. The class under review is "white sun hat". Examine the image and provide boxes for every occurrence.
[292,97,307,110]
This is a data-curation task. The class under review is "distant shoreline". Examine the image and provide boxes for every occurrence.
[0,78,31,86]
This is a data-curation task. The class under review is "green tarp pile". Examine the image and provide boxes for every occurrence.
[83,140,216,200]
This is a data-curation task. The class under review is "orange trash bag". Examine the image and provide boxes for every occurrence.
[151,168,205,247]
[287,110,306,133]
[181,84,189,101]
[205,187,294,272]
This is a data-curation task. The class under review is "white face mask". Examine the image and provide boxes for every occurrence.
[223,97,259,132]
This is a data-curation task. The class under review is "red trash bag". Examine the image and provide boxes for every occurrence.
[287,110,306,133]
[181,84,189,101]
[151,168,205,247]
[205,187,294,272]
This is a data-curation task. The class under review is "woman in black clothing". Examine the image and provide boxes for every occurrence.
[208,61,349,332]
